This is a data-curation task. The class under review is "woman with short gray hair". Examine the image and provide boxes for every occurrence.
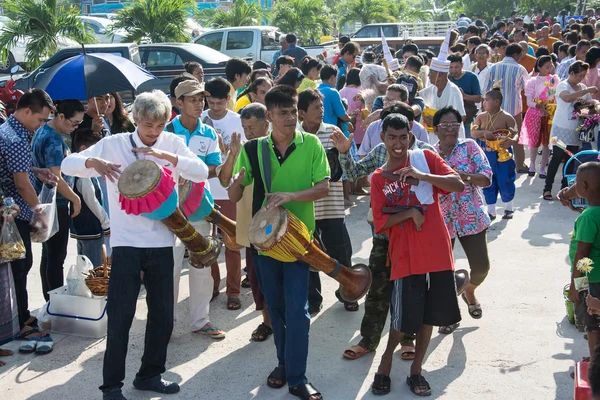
[131,90,172,124]
[61,88,210,400]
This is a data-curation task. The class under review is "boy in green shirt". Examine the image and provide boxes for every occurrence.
[226,85,329,400]
[569,162,600,362]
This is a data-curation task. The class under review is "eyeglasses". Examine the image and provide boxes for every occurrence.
[437,122,461,131]
[68,118,83,127]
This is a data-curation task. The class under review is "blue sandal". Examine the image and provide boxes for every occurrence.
[35,335,54,354]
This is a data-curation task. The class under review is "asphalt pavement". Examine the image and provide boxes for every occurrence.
[0,167,587,400]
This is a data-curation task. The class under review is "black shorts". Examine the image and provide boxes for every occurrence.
[390,270,461,335]
[574,282,600,332]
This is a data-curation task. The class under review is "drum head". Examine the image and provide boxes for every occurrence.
[248,206,288,251]
[179,180,192,205]
[118,160,161,199]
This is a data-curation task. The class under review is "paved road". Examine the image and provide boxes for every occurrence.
[0,168,586,399]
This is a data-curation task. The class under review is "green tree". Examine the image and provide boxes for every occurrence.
[272,0,329,42]
[196,0,269,28]
[338,0,397,27]
[110,0,195,44]
[0,0,94,69]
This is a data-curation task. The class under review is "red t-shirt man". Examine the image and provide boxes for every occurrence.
[371,150,455,280]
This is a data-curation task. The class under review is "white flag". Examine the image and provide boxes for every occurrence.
[381,28,400,71]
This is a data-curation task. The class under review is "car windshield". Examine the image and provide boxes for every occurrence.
[184,44,230,64]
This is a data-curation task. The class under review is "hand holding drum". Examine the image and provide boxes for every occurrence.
[117,160,221,268]
[248,206,372,302]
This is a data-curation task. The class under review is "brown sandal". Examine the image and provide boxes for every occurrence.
[343,344,370,360]
[227,297,241,310]
[399,344,416,360]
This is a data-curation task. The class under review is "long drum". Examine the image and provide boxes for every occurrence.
[248,206,372,302]
[117,160,221,268]
[179,180,243,250]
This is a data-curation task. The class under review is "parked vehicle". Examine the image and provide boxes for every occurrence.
[351,36,444,58]
[195,26,339,65]
[0,17,78,73]
[0,65,24,116]
[351,22,454,39]
[77,16,127,44]
[87,13,117,20]
[7,43,228,101]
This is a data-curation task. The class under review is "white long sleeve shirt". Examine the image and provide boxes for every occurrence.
[61,130,209,248]
[77,177,110,231]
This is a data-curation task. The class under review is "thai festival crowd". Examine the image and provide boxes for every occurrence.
[2,9,600,400]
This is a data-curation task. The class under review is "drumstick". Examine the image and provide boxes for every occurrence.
[381,171,419,186]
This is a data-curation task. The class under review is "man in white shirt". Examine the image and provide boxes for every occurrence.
[470,44,491,110]
[419,65,466,143]
[201,77,246,311]
[62,91,209,400]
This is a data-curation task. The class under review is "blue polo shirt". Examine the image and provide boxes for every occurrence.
[0,116,36,221]
[318,82,347,127]
[167,116,221,166]
[282,43,308,67]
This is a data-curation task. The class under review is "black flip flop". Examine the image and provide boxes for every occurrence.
[406,373,432,396]
[251,323,273,342]
[289,383,322,400]
[267,366,286,389]
[372,374,391,395]
[438,323,460,334]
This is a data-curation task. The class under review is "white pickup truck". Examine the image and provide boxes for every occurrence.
[195,26,339,66]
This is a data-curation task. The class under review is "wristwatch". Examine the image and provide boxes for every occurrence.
[465,174,472,182]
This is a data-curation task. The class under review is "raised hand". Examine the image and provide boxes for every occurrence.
[329,129,353,154]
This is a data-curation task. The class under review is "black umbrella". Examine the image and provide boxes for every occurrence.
[34,52,155,101]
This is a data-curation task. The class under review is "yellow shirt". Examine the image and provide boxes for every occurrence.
[235,94,252,112]
[227,81,237,112]
[297,78,317,93]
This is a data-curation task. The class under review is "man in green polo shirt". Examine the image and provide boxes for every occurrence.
[227,85,329,400]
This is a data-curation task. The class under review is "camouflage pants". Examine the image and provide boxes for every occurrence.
[359,238,415,351]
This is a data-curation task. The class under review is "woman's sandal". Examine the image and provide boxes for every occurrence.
[289,382,322,400]
[267,366,286,389]
[344,301,359,312]
[461,293,483,319]
[17,327,46,354]
[342,344,370,360]
[543,191,553,201]
[399,344,416,360]
[227,297,242,310]
[195,324,225,339]
[371,373,391,395]
[406,373,432,396]
[251,323,273,342]
[35,335,54,355]
[438,323,460,334]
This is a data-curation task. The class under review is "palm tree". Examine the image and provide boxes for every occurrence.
[196,0,269,28]
[272,0,329,42]
[339,0,397,28]
[0,0,94,70]
[110,0,196,44]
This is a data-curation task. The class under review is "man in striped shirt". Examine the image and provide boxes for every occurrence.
[297,89,357,313]
[485,43,530,173]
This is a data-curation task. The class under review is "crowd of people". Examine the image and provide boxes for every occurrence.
[2,9,600,400]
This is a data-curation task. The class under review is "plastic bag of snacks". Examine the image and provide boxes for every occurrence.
[0,197,26,263]
[30,184,58,243]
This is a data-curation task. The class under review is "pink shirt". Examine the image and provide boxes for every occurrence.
[584,67,600,102]
[339,86,366,144]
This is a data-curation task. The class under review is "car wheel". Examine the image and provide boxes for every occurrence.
[0,52,16,74]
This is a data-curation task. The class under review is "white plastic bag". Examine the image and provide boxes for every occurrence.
[37,301,51,331]
[66,255,94,298]
[30,184,59,243]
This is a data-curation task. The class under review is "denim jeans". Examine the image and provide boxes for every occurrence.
[100,246,174,392]
[253,253,310,388]
[77,238,104,268]
[308,218,353,308]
